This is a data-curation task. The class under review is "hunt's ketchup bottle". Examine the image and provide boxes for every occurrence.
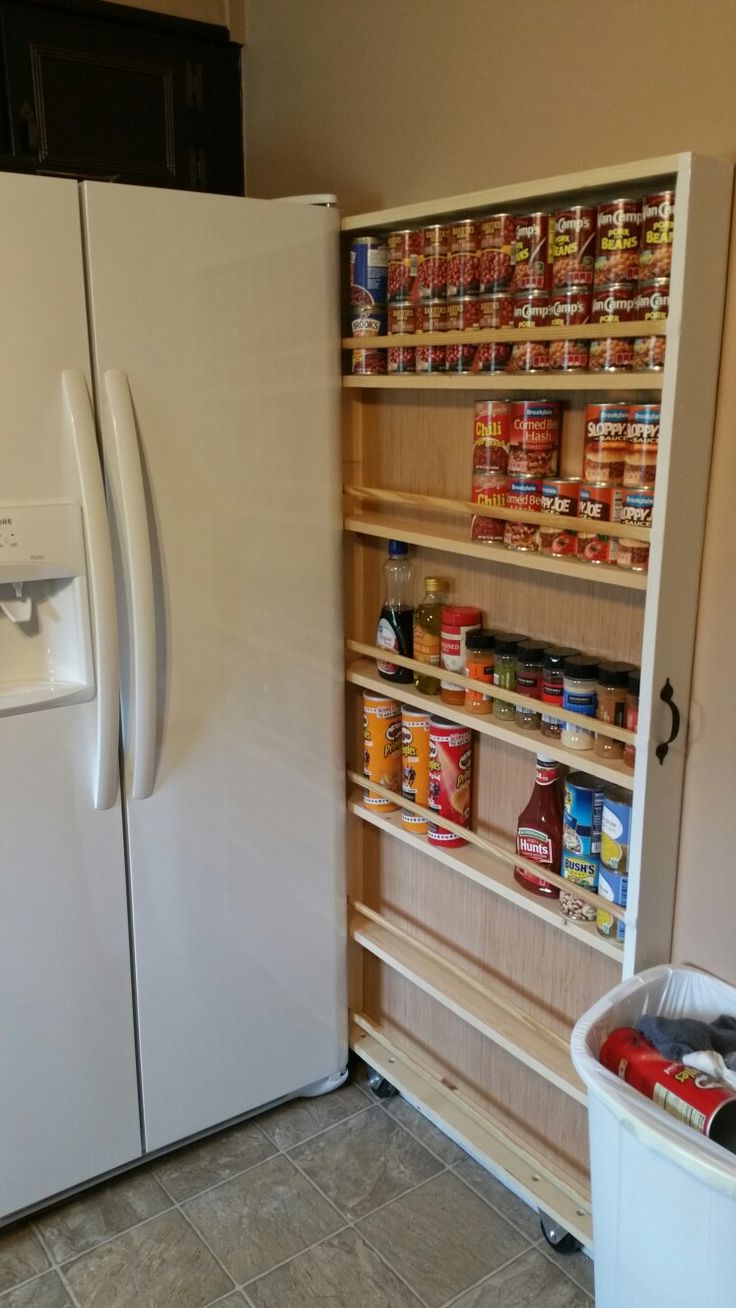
[513,755,563,898]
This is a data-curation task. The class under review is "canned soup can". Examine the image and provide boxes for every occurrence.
[350,235,388,307]
[428,719,472,847]
[539,478,579,556]
[401,708,431,833]
[600,786,632,872]
[362,693,402,811]
[561,772,604,921]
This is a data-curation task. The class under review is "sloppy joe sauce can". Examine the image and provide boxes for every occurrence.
[511,211,552,292]
[478,213,515,291]
[401,707,431,832]
[594,198,642,287]
[625,404,660,487]
[507,400,560,477]
[350,235,389,307]
[584,403,629,484]
[362,693,402,811]
[387,227,423,302]
[428,718,472,847]
[473,400,512,474]
[599,1027,736,1149]
[618,489,654,572]
[639,190,676,282]
[539,478,580,556]
[578,482,623,565]
[551,206,596,288]
[561,772,604,920]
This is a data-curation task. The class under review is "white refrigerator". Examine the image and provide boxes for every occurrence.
[0,172,347,1220]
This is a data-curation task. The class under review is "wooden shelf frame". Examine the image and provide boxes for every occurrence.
[351,1016,593,1249]
[343,372,663,392]
[350,901,586,1105]
[343,320,666,350]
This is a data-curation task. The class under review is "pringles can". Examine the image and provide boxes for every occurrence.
[401,708,431,833]
[362,693,402,811]
[428,718,472,847]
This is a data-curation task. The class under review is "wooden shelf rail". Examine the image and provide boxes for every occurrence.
[343,320,666,349]
[343,373,663,393]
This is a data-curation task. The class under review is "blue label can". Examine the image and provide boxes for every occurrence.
[350,236,388,307]
[601,787,632,873]
[561,772,604,919]
[597,865,628,942]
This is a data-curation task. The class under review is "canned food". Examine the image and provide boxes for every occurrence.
[591,282,638,323]
[588,338,634,372]
[471,468,509,543]
[416,344,447,373]
[616,537,650,572]
[479,213,515,290]
[478,291,513,329]
[350,303,387,337]
[601,786,632,872]
[636,279,670,320]
[350,235,389,307]
[504,520,539,552]
[561,771,604,920]
[445,342,477,373]
[511,212,552,292]
[548,289,592,326]
[594,198,642,286]
[387,227,423,301]
[508,400,560,477]
[473,341,513,373]
[633,335,666,371]
[427,719,472,847]
[448,219,479,254]
[625,404,660,486]
[639,190,675,282]
[552,206,596,288]
[505,475,542,551]
[473,401,512,474]
[387,346,416,374]
[508,340,549,373]
[362,693,402,811]
[387,302,416,334]
[548,340,589,372]
[446,294,480,331]
[447,252,480,298]
[414,299,448,333]
[513,290,550,329]
[352,348,386,376]
[440,605,481,703]
[584,403,629,483]
[423,223,450,257]
[539,478,580,556]
[401,707,431,833]
[578,482,623,565]
[471,514,506,544]
[621,486,654,529]
[596,865,627,941]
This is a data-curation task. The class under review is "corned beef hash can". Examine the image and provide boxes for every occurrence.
[551,206,596,288]
[362,693,402,812]
[401,707,431,833]
[428,718,472,847]
[507,400,560,477]
[594,198,642,286]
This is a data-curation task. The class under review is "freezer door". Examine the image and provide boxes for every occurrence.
[0,174,141,1219]
[81,183,347,1151]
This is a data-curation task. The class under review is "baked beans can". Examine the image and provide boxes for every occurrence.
[513,290,550,330]
[427,718,472,847]
[548,289,592,327]
[636,279,670,320]
[596,865,627,941]
[416,344,447,373]
[472,341,513,373]
[505,475,542,552]
[387,227,423,302]
[350,235,389,307]
[362,693,402,811]
[588,337,634,372]
[578,482,623,565]
[584,402,629,483]
[387,302,416,335]
[351,348,386,376]
[548,340,589,372]
[508,340,549,373]
[552,206,596,288]
[625,404,660,486]
[508,400,560,477]
[448,219,479,254]
[591,282,638,323]
[350,303,387,337]
[419,226,448,299]
[560,771,604,920]
[511,212,552,292]
[478,291,513,329]
[414,299,448,333]
[594,198,642,286]
[539,478,580,556]
[401,707,431,833]
[445,342,477,373]
[387,346,415,374]
[446,294,480,331]
[479,213,515,291]
[473,400,512,474]
[599,1027,736,1146]
[639,190,675,282]
[504,519,539,552]
[633,335,666,371]
[447,252,480,298]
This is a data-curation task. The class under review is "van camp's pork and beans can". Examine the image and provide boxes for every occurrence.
[510,292,550,372]
[511,212,551,292]
[547,290,591,372]
[427,719,472,847]
[401,708,431,833]
[594,198,642,286]
[639,191,675,282]
[589,284,637,372]
[362,693,402,811]
[350,235,388,306]
[551,206,596,289]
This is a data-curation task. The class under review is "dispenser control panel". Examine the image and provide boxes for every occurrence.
[0,503,86,581]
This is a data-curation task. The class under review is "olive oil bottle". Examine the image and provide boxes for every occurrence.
[413,577,449,694]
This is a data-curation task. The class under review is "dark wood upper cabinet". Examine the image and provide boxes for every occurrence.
[0,0,244,194]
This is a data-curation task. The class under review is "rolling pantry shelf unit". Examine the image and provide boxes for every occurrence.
[341,153,733,1247]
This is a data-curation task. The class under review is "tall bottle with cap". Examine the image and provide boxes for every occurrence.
[376,540,413,684]
[514,755,563,898]
[413,576,449,694]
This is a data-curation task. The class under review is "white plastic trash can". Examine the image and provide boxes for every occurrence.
[571,964,736,1308]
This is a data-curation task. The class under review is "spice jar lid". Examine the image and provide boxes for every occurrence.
[424,576,449,592]
[564,654,598,680]
[442,605,482,624]
[466,629,495,652]
[517,638,546,661]
[628,668,641,695]
[597,661,630,688]
[543,646,579,670]
[494,632,523,656]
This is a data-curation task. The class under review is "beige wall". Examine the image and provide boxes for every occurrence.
[102,0,246,42]
[245,0,736,982]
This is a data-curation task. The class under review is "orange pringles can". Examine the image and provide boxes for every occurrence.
[401,708,431,833]
[427,718,473,847]
[362,693,402,811]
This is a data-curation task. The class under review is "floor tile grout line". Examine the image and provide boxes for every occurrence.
[283,1151,373,1227]
[33,1205,179,1273]
[171,1195,240,1298]
[535,1239,595,1296]
[31,1223,84,1308]
[237,1223,352,1290]
[439,1244,548,1308]
[262,1100,373,1156]
[356,1226,436,1308]
[447,1161,544,1245]
[343,1163,451,1226]
[377,1099,468,1168]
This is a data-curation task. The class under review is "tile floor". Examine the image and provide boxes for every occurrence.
[0,1065,595,1307]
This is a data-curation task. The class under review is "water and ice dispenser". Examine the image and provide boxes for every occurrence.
[0,503,94,713]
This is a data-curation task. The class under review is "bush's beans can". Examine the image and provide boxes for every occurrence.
[479,213,515,290]
[387,302,416,335]
[473,400,512,474]
[401,707,431,832]
[478,291,513,329]
[352,349,386,376]
[445,342,477,373]
[511,212,552,291]
[446,295,480,331]
[350,235,388,307]
[420,224,449,299]
[639,191,675,282]
[508,400,560,477]
[578,482,623,564]
[596,865,627,941]
[548,288,591,372]
[504,475,542,551]
[414,299,448,332]
[387,227,423,301]
[594,199,642,286]
[540,478,580,556]
[633,335,666,371]
[584,402,629,483]
[636,279,670,320]
[350,304,386,337]
[599,1028,736,1145]
[625,404,660,487]
[601,786,632,873]
[362,693,402,811]
[552,206,596,288]
[447,252,480,298]
[416,344,447,373]
[561,772,604,920]
[473,341,513,373]
[428,719,472,846]
[387,346,415,374]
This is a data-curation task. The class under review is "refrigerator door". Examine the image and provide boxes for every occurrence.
[81,183,347,1151]
[0,174,142,1218]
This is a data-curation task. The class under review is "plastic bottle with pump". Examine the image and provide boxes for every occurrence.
[376,540,413,684]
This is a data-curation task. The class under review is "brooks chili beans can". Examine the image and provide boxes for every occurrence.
[362,693,402,811]
[350,235,389,307]
[401,707,431,833]
[427,719,472,847]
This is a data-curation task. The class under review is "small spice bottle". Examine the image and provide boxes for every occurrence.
[594,661,630,759]
[561,656,598,750]
[623,668,640,770]
[465,630,495,715]
[541,647,579,739]
[492,633,522,720]
[515,639,545,729]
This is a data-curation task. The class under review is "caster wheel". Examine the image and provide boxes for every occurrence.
[539,1212,581,1255]
[366,1067,398,1099]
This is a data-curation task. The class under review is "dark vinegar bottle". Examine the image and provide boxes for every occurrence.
[376,540,413,684]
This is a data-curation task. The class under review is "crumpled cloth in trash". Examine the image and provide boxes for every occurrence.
[637,1014,736,1089]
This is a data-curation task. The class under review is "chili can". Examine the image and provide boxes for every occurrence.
[401,707,431,833]
[584,402,629,483]
[539,478,580,556]
[471,513,506,544]
[594,198,642,286]
[473,400,512,474]
[507,400,560,477]
[625,404,660,487]
[479,213,515,290]
[578,482,623,565]
[471,466,509,544]
[428,719,472,847]
[551,206,596,288]
[511,211,552,291]
[639,190,676,282]
[362,693,402,811]
[350,235,389,307]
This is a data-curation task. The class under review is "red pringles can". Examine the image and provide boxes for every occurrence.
[428,718,472,847]
[639,190,676,282]
[594,198,642,286]
[511,211,552,292]
[551,206,596,288]
[507,399,560,477]
[478,213,515,291]
[548,288,591,372]
[599,1028,736,1149]
[387,227,423,302]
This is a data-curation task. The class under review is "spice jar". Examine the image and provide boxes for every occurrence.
[594,661,630,760]
[515,639,545,729]
[440,605,482,706]
[465,630,495,715]
[492,633,522,720]
[561,656,598,750]
[541,647,579,739]
[623,668,640,770]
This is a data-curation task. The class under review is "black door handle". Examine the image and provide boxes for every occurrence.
[655,678,681,764]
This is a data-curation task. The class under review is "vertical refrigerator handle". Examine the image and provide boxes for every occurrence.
[62,370,120,810]
[104,370,157,801]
